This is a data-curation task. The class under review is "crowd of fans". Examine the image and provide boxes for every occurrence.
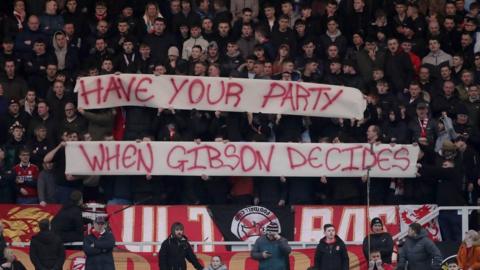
[0,0,478,233]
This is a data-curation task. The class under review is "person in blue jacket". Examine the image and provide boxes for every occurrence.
[251,222,292,270]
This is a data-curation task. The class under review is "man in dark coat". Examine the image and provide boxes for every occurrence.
[384,37,414,95]
[51,190,84,244]
[314,224,349,270]
[397,223,442,270]
[83,216,115,270]
[362,218,394,264]
[159,222,203,270]
[29,219,65,270]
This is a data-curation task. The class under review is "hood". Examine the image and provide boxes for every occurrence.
[410,228,428,240]
[52,31,67,52]
[226,50,241,58]
[326,30,342,40]
[385,107,401,124]
[34,231,56,245]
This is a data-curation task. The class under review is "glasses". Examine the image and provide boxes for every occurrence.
[65,108,74,112]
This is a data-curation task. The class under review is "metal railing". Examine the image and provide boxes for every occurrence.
[10,206,480,252]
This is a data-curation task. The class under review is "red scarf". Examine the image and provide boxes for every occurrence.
[418,118,428,138]
[14,10,25,31]
[90,227,102,239]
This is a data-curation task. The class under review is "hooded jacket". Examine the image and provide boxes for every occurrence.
[314,235,349,270]
[51,31,79,78]
[396,229,442,270]
[159,224,203,270]
[29,230,65,270]
[457,239,480,269]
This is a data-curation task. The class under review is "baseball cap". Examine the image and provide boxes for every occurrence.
[95,216,107,224]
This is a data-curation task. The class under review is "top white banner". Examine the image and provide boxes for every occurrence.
[74,74,366,118]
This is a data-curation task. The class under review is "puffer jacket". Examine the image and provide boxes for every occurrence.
[457,240,480,270]
[396,229,442,270]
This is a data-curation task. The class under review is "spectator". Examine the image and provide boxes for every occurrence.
[237,24,255,59]
[12,147,39,204]
[384,37,414,95]
[142,18,176,65]
[51,31,78,79]
[83,216,115,270]
[367,250,393,270]
[320,17,347,58]
[37,160,56,206]
[0,60,28,101]
[314,224,349,270]
[0,248,26,270]
[4,0,27,38]
[203,255,227,270]
[39,0,64,36]
[363,218,394,264]
[457,229,480,269]
[397,222,443,270]
[251,222,291,270]
[159,222,203,270]
[182,23,209,60]
[0,147,15,203]
[27,124,51,167]
[14,15,47,56]
[29,219,65,270]
[27,100,57,143]
[51,190,84,243]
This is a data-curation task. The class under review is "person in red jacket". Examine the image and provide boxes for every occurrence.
[12,147,40,204]
[368,250,393,270]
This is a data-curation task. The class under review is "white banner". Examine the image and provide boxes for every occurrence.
[65,141,419,177]
[74,74,366,118]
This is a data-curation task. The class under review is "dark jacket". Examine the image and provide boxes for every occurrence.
[51,202,84,243]
[396,229,442,270]
[159,235,203,270]
[142,32,177,64]
[0,166,15,203]
[29,230,65,270]
[251,235,292,270]
[384,51,414,94]
[314,236,349,270]
[362,232,394,264]
[123,107,157,140]
[419,164,466,206]
[83,230,116,270]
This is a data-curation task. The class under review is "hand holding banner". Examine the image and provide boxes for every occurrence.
[65,141,419,178]
[74,74,367,119]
